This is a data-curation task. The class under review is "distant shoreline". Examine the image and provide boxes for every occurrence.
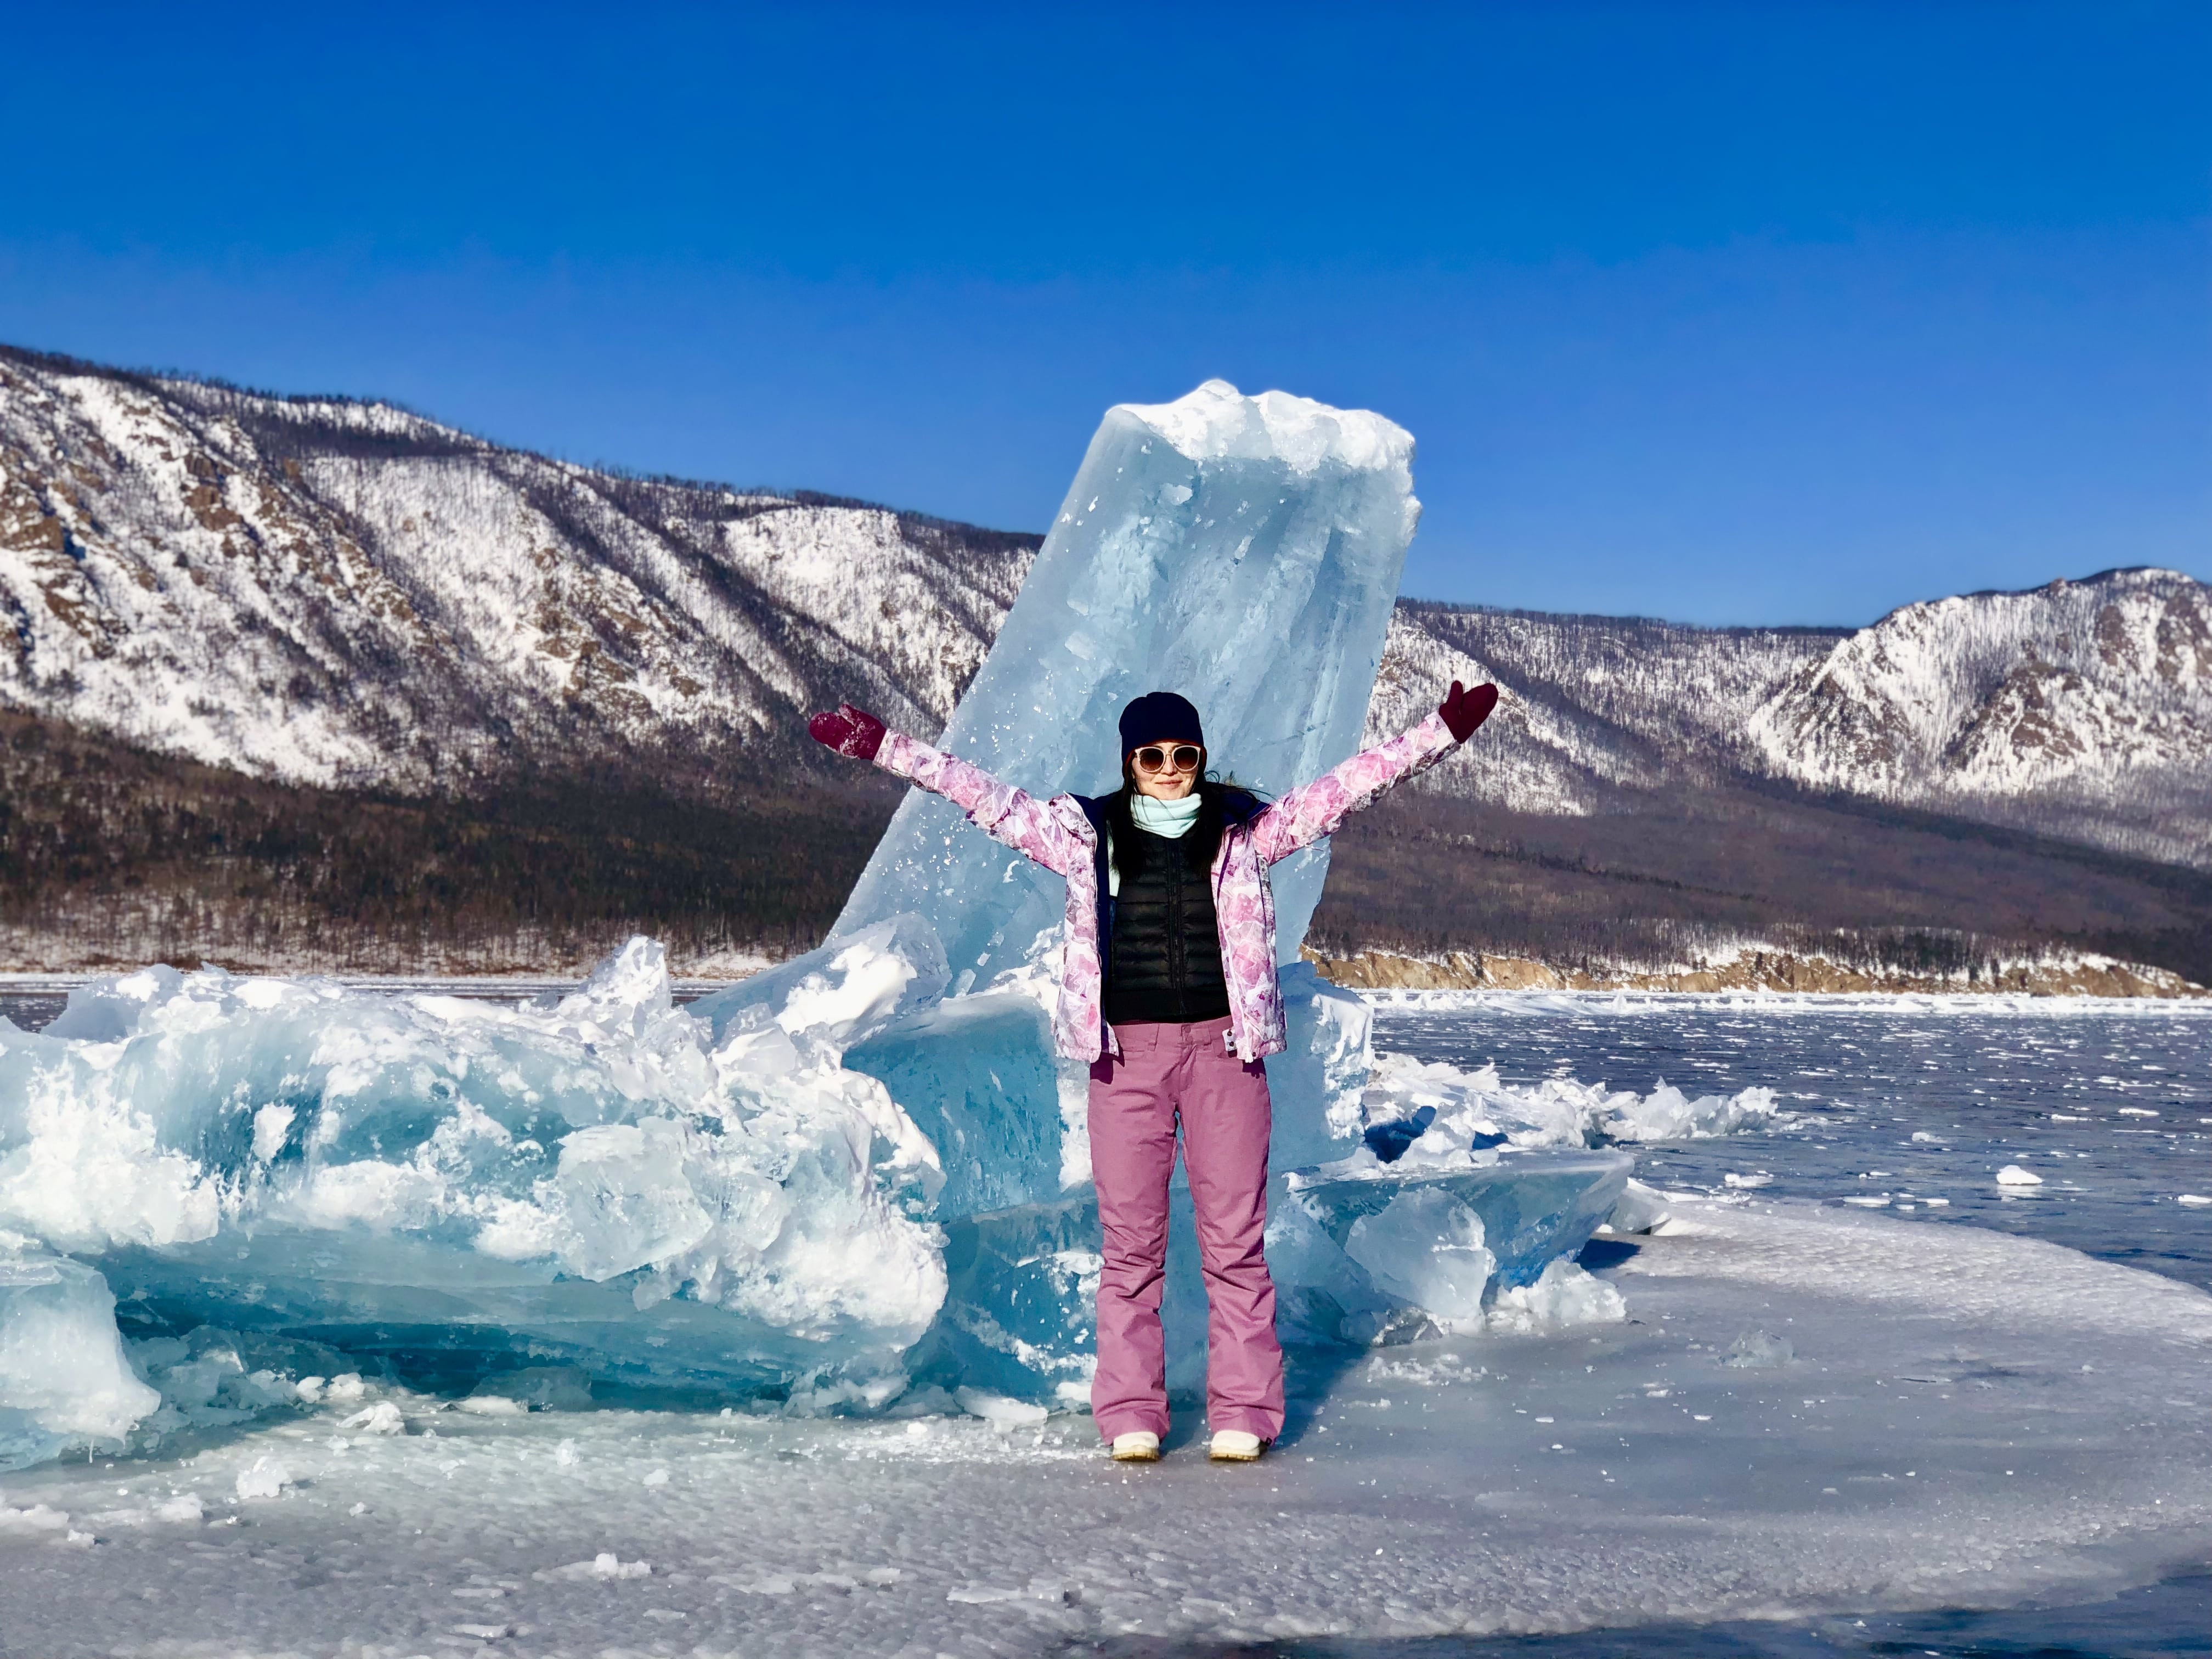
[0,947,2201,1005]
[1304,945,2208,1001]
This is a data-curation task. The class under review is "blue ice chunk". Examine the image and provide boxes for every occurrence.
[843,989,1070,1221]
[832,380,1418,984]
[909,1195,1099,1406]
[1341,1183,1497,1321]
[0,940,950,1418]
[1285,1149,1633,1292]
[1364,1106,1438,1164]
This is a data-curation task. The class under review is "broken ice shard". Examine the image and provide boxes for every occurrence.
[0,1249,159,1471]
[1285,1149,1632,1288]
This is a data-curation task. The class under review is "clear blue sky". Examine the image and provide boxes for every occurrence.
[2,2,2205,624]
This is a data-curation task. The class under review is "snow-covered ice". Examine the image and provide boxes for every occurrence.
[1,1191,2206,1656]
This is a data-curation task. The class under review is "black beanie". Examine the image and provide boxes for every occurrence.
[1118,691,1205,752]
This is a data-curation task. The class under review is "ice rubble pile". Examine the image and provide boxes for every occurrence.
[1350,1053,1788,1156]
[0,384,1787,1464]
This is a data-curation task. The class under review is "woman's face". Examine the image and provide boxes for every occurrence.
[1128,742,1203,801]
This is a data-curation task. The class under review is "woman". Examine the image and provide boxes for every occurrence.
[809,679,1498,1462]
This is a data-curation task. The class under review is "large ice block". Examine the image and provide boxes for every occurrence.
[832,379,1418,985]
[0,939,948,1409]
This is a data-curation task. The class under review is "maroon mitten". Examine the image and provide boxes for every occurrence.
[808,702,888,761]
[1438,680,1499,743]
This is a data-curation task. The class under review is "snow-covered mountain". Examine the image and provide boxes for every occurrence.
[1367,606,1844,815]
[1745,570,2211,865]
[3,343,2205,868]
[0,346,1033,795]
[1383,571,2211,868]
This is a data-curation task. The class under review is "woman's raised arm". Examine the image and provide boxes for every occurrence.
[808,703,1091,878]
[1247,680,1498,866]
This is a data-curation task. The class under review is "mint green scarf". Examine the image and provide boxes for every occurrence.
[1108,790,1203,896]
[1130,791,1202,838]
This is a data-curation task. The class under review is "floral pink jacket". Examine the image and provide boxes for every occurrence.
[874,712,1462,1064]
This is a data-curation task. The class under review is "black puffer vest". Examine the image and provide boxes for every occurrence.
[1084,785,1257,1028]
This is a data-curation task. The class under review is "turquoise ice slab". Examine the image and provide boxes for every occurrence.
[843,990,1065,1223]
[89,1232,910,1399]
[906,1184,1222,1407]
[910,1194,1101,1404]
[1284,1148,1635,1290]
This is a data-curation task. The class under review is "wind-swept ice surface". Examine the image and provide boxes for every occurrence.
[3,1194,2209,1658]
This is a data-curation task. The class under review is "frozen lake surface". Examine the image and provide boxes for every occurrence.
[1371,991,2212,1291]
[1,989,2207,1658]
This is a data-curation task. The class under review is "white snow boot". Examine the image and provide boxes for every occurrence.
[1110,1431,1160,1462]
[1208,1430,1265,1462]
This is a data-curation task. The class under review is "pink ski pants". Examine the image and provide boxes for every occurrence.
[1087,1015,1285,1443]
